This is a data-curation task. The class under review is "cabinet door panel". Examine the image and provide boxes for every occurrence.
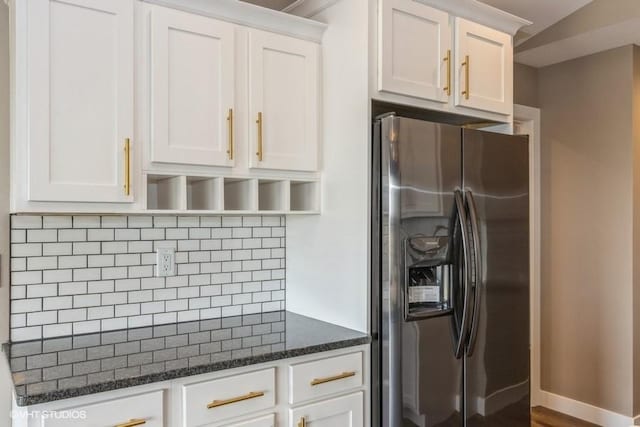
[249,29,319,172]
[455,18,512,115]
[150,7,235,167]
[289,392,363,427]
[28,0,134,203]
[378,0,451,103]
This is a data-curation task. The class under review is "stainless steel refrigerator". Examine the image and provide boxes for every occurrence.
[371,114,530,427]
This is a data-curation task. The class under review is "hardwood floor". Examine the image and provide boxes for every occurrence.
[531,406,601,427]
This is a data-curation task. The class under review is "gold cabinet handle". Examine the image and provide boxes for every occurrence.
[255,112,263,161]
[461,55,470,100]
[226,108,234,160]
[298,416,306,427]
[310,371,356,386]
[443,49,451,96]
[115,419,146,427]
[207,391,265,409]
[124,138,131,196]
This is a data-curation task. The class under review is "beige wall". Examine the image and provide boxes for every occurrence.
[633,45,640,416]
[0,1,11,424]
[539,45,636,416]
[514,62,539,107]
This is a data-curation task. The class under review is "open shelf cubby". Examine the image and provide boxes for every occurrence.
[258,180,288,212]
[223,178,255,211]
[290,180,320,212]
[187,177,222,211]
[147,175,185,210]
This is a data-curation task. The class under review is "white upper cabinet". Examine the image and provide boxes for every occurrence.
[454,17,512,116]
[376,0,523,119]
[26,0,134,203]
[150,7,236,167]
[378,0,451,103]
[248,29,320,172]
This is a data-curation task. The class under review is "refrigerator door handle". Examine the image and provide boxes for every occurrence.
[465,189,483,356]
[454,189,473,359]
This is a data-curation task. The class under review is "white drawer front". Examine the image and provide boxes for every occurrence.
[41,390,164,427]
[289,392,363,427]
[289,352,363,404]
[219,413,276,427]
[183,368,276,427]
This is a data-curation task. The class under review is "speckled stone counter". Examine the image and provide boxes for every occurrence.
[4,311,370,406]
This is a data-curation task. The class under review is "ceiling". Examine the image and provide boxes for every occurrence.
[477,0,593,43]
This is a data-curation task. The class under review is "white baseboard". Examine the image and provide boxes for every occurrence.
[538,390,636,427]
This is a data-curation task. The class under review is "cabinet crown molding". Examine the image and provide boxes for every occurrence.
[415,0,531,36]
[141,0,327,42]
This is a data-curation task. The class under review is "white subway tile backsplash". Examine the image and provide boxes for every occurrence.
[10,214,286,340]
[73,216,101,229]
[101,217,127,228]
[127,216,153,228]
[58,256,87,269]
[58,282,88,296]
[43,216,72,229]
[42,243,72,256]
[27,229,58,243]
[27,257,58,271]
[27,284,57,298]
[59,308,87,323]
[73,242,101,255]
[12,216,42,229]
[59,229,87,242]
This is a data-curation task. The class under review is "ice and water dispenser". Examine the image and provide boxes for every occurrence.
[403,234,453,320]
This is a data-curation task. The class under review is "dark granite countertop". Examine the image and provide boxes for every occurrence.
[3,311,370,406]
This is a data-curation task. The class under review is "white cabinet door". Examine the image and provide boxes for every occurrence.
[27,0,134,203]
[289,392,363,427]
[455,18,512,115]
[150,6,235,167]
[248,29,319,172]
[378,0,452,103]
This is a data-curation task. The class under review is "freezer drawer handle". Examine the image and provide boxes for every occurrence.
[310,371,356,386]
[207,391,265,409]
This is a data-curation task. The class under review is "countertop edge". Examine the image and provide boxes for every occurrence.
[13,335,371,407]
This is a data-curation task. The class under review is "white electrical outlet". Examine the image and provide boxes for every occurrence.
[156,248,176,277]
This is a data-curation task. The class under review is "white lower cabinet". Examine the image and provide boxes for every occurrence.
[290,393,364,427]
[40,390,164,427]
[12,347,368,427]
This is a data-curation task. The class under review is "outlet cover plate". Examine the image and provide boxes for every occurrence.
[156,248,176,277]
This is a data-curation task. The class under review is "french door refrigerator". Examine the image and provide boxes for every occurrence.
[372,114,530,427]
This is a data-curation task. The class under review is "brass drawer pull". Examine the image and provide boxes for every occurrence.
[461,54,470,100]
[298,416,306,427]
[310,371,356,386]
[443,49,451,96]
[207,391,265,409]
[226,108,234,160]
[124,138,131,196]
[115,419,146,427]
[256,111,263,161]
